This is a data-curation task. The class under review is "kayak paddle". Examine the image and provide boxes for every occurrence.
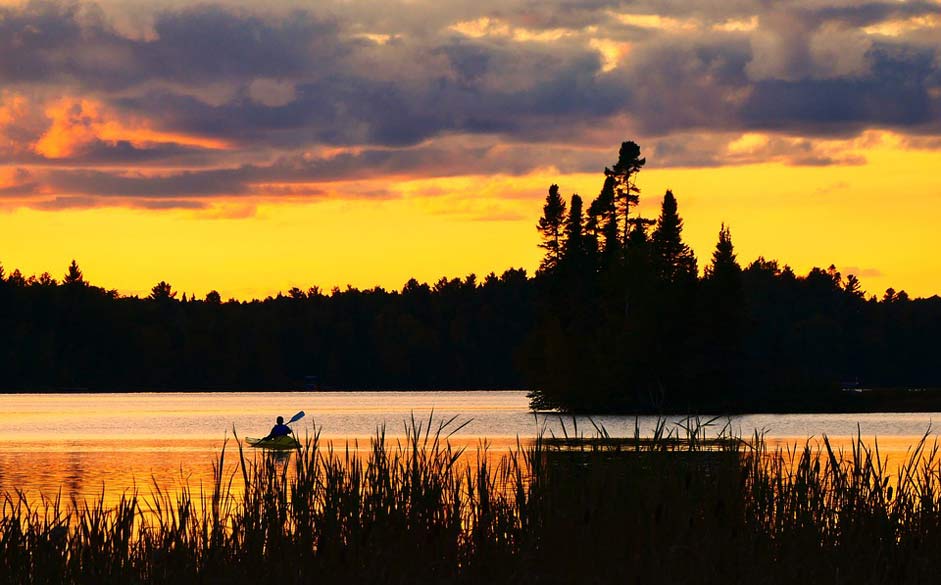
[287,411,305,425]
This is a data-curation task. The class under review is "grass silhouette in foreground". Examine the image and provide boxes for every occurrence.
[4,417,941,583]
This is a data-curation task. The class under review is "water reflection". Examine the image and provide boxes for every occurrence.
[1,391,941,504]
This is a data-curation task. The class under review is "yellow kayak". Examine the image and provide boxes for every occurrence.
[246,436,300,450]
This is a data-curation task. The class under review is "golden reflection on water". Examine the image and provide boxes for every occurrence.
[2,435,936,508]
[0,436,528,507]
[4,391,941,506]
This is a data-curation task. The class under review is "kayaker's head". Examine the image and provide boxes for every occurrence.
[277,416,284,425]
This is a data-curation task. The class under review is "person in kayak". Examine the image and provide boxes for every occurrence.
[262,416,293,441]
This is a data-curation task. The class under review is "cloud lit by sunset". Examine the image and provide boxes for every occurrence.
[1,0,940,298]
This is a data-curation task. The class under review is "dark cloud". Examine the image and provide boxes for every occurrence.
[810,2,941,28]
[12,141,607,199]
[0,0,939,207]
[741,44,941,135]
[42,167,251,197]
[0,1,343,90]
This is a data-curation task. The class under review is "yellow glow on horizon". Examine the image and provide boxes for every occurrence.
[1,135,941,300]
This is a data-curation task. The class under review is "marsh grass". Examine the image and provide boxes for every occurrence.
[5,417,941,583]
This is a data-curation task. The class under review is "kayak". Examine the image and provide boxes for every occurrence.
[246,435,300,450]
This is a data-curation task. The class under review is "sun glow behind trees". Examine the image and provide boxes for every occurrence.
[2,132,941,299]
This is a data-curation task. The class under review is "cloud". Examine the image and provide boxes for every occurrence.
[841,265,883,278]
[0,0,939,209]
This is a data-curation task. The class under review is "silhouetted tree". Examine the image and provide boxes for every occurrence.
[605,140,646,246]
[699,224,745,401]
[8,269,24,287]
[651,190,697,283]
[63,260,85,287]
[703,224,738,280]
[844,274,864,299]
[205,290,222,304]
[150,281,176,301]
[594,177,620,260]
[537,185,567,272]
[562,194,587,264]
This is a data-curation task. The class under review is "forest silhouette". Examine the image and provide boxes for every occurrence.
[1,141,939,412]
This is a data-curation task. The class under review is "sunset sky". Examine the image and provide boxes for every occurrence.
[1,0,940,299]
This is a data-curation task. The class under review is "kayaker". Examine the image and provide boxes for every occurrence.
[262,416,293,441]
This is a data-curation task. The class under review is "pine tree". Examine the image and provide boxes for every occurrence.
[537,184,567,272]
[652,190,697,283]
[704,224,739,280]
[589,177,619,264]
[604,141,645,246]
[562,194,585,263]
[150,281,176,301]
[844,274,864,299]
[63,259,85,287]
[700,223,745,406]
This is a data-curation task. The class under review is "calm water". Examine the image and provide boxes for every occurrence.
[2,390,941,502]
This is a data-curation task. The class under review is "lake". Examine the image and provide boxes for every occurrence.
[2,390,941,502]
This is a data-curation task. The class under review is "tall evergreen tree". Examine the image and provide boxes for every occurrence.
[562,194,586,264]
[704,224,739,280]
[699,223,745,406]
[590,177,619,263]
[150,281,176,301]
[537,184,567,272]
[63,259,85,287]
[604,141,645,246]
[652,190,697,283]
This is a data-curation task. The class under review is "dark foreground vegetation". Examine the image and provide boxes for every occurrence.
[4,420,941,584]
[1,140,940,412]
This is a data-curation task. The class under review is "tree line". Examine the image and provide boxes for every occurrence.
[1,140,939,412]
[0,261,533,391]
